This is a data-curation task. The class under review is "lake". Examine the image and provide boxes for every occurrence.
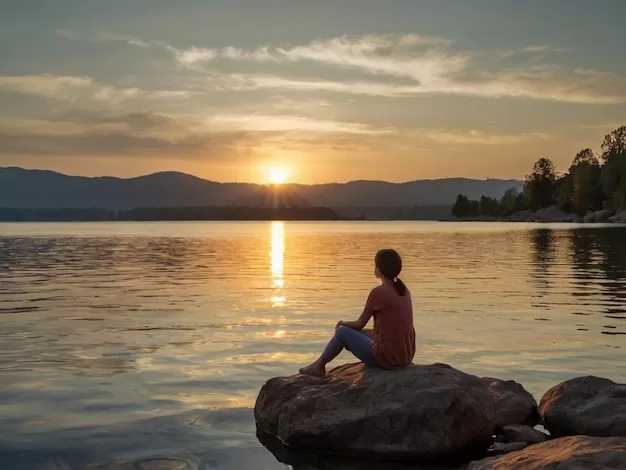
[1,221,625,469]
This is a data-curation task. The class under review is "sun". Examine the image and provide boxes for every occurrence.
[268,166,289,185]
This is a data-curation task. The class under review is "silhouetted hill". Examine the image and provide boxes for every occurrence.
[0,167,520,210]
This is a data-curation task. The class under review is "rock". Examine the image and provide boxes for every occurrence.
[538,376,626,437]
[257,430,461,470]
[484,442,528,457]
[533,205,582,223]
[466,436,626,469]
[609,211,626,223]
[583,210,613,223]
[254,363,496,461]
[500,424,547,444]
[583,211,596,223]
[508,210,533,222]
[481,377,539,427]
[596,209,614,222]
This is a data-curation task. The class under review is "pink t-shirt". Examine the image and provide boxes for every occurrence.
[365,284,416,369]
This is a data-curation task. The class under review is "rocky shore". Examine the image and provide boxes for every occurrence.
[452,206,626,224]
[254,363,626,469]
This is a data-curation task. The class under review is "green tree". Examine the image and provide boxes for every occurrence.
[556,174,573,212]
[500,187,527,216]
[569,149,603,214]
[524,157,557,211]
[600,126,626,208]
[571,148,599,169]
[480,196,501,217]
[452,194,470,217]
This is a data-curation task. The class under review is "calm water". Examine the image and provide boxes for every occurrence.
[1,221,625,469]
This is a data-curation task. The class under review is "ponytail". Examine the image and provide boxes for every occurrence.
[393,277,407,296]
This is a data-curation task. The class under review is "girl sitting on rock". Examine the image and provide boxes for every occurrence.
[299,248,415,377]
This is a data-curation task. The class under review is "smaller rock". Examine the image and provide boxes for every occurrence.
[596,209,614,222]
[508,210,533,222]
[583,210,613,223]
[533,205,582,223]
[482,377,539,427]
[485,442,528,457]
[539,375,626,437]
[609,210,626,223]
[467,436,626,470]
[500,424,547,444]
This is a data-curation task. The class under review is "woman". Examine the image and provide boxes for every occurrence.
[299,249,415,377]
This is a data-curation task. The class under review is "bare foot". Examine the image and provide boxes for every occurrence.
[299,363,326,377]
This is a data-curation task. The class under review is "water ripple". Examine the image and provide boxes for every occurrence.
[0,221,625,469]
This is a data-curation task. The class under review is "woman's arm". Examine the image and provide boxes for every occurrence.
[336,307,374,331]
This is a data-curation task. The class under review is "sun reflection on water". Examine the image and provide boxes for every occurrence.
[270,221,285,307]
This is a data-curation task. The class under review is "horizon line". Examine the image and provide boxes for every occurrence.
[1,166,523,186]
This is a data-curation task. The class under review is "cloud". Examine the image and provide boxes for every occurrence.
[0,74,94,99]
[172,34,625,104]
[0,109,390,159]
[0,74,194,103]
[175,47,218,66]
[50,31,626,105]
[522,45,567,53]
[56,30,164,50]
[209,114,394,134]
[0,111,247,159]
[175,34,466,85]
[417,129,552,145]
[202,68,626,104]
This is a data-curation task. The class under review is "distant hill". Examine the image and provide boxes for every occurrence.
[0,167,521,212]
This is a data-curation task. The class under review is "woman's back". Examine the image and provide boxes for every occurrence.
[367,285,415,369]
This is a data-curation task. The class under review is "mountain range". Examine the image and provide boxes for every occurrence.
[0,167,521,213]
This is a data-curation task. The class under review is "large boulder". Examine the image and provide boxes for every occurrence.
[466,436,626,469]
[254,363,496,461]
[481,377,538,427]
[538,376,626,437]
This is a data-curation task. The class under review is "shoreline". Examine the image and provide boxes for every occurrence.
[447,206,626,225]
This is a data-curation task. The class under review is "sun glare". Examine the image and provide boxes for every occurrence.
[268,166,289,185]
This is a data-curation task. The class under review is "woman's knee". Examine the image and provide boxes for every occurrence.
[335,325,350,340]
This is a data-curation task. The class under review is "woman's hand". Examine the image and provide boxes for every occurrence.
[335,320,346,330]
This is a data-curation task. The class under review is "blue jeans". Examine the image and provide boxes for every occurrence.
[319,326,379,366]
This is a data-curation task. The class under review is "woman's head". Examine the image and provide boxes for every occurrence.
[374,249,407,295]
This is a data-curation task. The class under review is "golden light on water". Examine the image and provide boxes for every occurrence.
[270,221,285,307]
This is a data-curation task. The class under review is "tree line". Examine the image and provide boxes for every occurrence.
[0,206,344,222]
[452,126,626,218]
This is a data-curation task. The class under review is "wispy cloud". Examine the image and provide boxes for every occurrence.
[175,34,466,85]
[0,74,194,103]
[202,69,626,104]
[175,34,625,105]
[0,111,248,159]
[522,45,567,53]
[50,31,626,105]
[56,30,170,51]
[0,109,392,160]
[209,114,394,134]
[417,129,552,145]
[0,74,94,99]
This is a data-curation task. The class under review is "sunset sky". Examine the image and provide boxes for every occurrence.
[1,0,625,184]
